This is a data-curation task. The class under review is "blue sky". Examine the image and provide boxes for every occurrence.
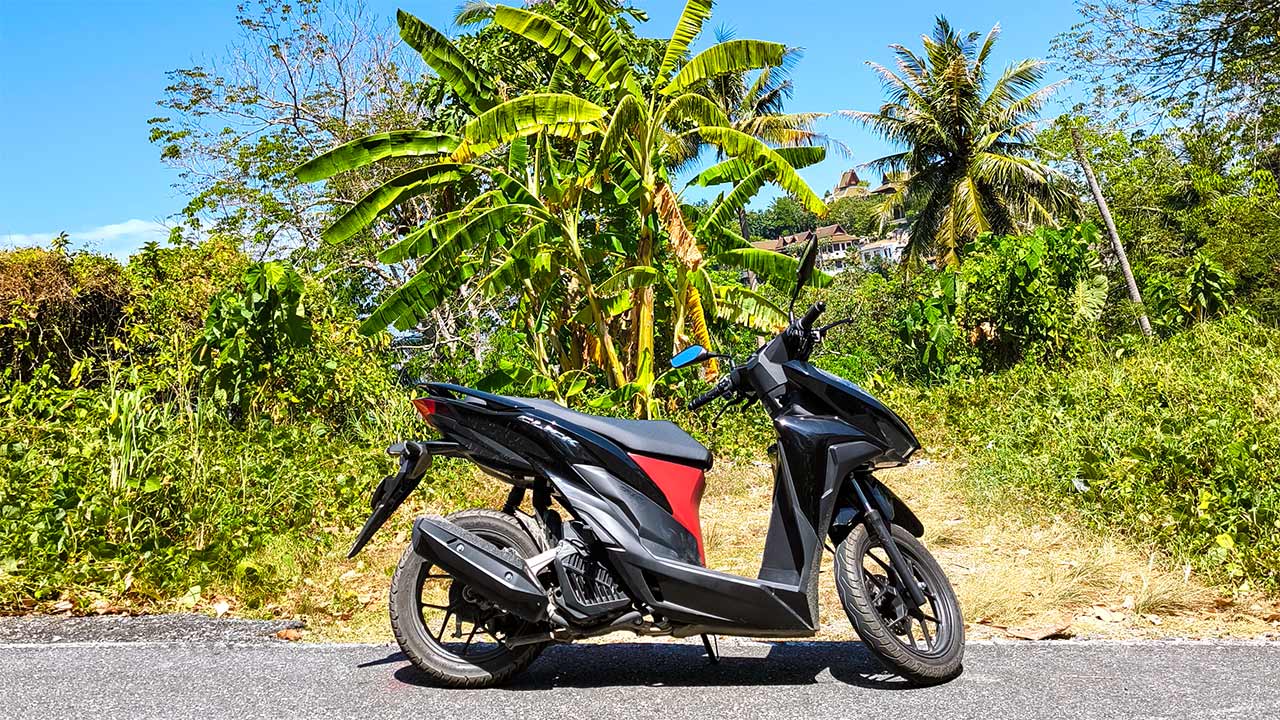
[0,0,1083,258]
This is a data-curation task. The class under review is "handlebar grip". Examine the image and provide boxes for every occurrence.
[798,301,827,331]
[688,379,729,410]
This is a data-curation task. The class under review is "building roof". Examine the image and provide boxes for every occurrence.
[870,174,899,195]
[776,230,814,248]
[831,169,867,200]
[815,223,846,239]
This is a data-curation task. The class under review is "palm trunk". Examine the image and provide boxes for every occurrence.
[565,218,627,388]
[1070,126,1152,338]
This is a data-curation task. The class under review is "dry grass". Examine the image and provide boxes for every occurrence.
[862,459,1272,639]
[264,456,1277,642]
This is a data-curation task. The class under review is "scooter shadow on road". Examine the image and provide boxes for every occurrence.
[377,641,938,690]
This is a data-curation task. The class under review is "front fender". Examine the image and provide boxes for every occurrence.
[877,482,924,537]
[829,474,925,545]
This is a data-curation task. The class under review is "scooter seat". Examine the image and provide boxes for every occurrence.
[520,398,713,470]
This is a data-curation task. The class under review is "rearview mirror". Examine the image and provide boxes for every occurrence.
[671,345,709,369]
[790,235,819,315]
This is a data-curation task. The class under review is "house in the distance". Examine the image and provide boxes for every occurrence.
[830,169,867,201]
[751,223,865,273]
[750,171,910,273]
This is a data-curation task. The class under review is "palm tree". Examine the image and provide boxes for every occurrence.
[482,0,826,408]
[842,17,1076,265]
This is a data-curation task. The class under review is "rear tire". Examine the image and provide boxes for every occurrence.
[389,509,547,688]
[835,523,964,684]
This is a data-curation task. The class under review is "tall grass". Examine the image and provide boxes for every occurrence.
[894,314,1280,591]
[0,356,476,610]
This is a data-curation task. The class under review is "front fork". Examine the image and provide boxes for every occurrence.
[847,474,928,609]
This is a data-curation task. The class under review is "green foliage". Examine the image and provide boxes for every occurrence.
[192,262,313,416]
[815,269,924,381]
[909,315,1280,592]
[747,195,819,239]
[0,241,415,610]
[1183,253,1234,323]
[831,225,1111,379]
[1054,0,1280,138]
[1039,120,1276,325]
[825,195,882,236]
[0,366,425,608]
[899,272,969,374]
[956,225,1109,367]
[0,246,131,383]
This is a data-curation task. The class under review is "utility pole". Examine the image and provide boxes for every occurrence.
[1070,125,1153,338]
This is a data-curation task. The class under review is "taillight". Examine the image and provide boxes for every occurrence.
[411,397,440,422]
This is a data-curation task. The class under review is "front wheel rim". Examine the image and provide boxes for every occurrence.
[855,540,957,659]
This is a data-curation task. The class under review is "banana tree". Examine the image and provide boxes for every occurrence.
[487,0,827,413]
[296,5,826,415]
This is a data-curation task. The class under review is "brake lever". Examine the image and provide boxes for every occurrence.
[709,393,743,428]
[817,317,856,335]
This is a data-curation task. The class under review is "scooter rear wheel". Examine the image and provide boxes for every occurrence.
[389,509,547,688]
[835,523,964,684]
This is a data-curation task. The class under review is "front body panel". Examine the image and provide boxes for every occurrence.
[782,361,920,466]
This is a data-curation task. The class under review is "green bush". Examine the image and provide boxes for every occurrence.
[904,314,1280,591]
[817,268,927,382]
[0,242,422,609]
[956,225,1108,368]
[0,247,131,382]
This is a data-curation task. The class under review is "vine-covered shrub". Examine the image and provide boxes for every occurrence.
[0,241,413,610]
[0,247,131,382]
[819,224,1111,380]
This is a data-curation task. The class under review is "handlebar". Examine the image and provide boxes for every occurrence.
[687,302,828,412]
[797,301,826,332]
[688,376,732,410]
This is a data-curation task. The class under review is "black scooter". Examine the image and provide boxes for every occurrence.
[350,241,964,687]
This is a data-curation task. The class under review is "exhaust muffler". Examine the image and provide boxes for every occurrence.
[411,515,548,622]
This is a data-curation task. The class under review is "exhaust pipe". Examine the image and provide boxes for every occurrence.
[411,516,548,622]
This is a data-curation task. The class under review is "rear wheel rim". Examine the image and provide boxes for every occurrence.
[856,539,956,659]
[413,530,524,662]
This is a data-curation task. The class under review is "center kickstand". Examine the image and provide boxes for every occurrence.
[700,633,720,664]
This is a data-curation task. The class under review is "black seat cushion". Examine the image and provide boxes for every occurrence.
[520,399,713,470]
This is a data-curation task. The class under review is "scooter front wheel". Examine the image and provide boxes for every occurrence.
[835,523,964,684]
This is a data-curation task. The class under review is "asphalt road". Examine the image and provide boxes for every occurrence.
[3,629,1279,720]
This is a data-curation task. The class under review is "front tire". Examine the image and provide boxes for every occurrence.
[389,509,547,688]
[835,523,964,684]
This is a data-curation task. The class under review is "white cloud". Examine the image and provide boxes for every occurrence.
[0,219,173,260]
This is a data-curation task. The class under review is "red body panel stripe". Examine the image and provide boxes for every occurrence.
[628,453,707,563]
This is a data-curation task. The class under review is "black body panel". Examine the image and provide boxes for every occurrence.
[782,361,920,466]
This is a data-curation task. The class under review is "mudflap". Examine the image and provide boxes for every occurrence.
[347,440,460,558]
